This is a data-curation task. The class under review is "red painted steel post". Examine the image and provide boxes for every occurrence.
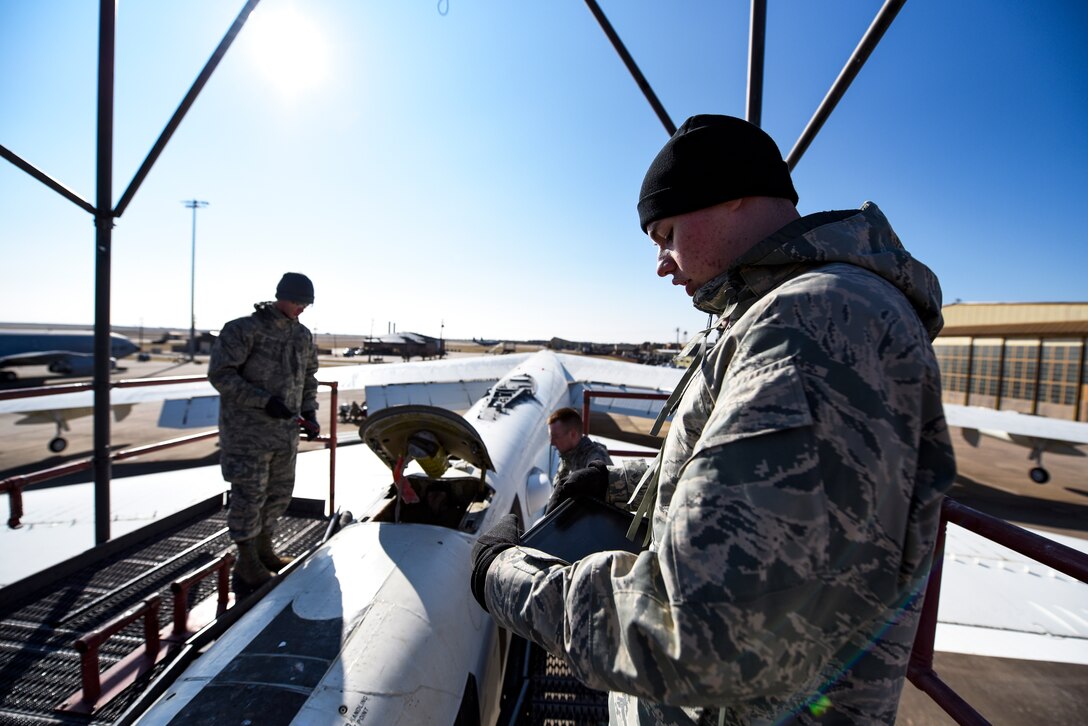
[6,485,22,529]
[171,581,191,637]
[143,597,161,659]
[582,390,591,436]
[217,552,235,615]
[909,505,948,675]
[77,641,103,704]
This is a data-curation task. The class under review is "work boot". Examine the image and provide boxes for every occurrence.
[233,539,274,596]
[256,530,294,572]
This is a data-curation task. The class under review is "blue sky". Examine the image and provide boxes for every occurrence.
[1,1,1086,344]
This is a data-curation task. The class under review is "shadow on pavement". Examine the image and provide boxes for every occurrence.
[949,475,1088,536]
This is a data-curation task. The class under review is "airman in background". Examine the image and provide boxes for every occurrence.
[209,272,320,595]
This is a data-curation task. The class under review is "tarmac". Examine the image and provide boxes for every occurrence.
[1,353,1086,724]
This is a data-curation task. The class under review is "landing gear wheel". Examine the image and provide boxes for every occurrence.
[48,437,68,454]
[0,370,15,382]
[1029,467,1050,485]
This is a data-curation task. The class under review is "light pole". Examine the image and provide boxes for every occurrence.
[182,199,208,361]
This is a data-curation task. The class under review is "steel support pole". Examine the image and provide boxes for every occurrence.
[785,0,906,170]
[583,0,676,136]
[183,200,207,362]
[746,0,767,127]
[93,0,116,545]
[190,205,196,361]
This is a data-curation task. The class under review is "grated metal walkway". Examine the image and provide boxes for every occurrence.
[499,637,609,726]
[0,495,327,725]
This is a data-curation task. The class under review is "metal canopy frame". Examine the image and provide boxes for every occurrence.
[0,0,264,545]
[1,0,903,543]
[3,4,1035,724]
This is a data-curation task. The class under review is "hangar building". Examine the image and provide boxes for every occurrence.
[933,303,1088,422]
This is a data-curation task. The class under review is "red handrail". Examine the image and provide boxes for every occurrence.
[907,498,1088,724]
[582,389,668,457]
[1,376,340,527]
[61,596,163,713]
[169,552,235,639]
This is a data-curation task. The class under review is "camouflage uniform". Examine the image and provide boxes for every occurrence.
[555,435,614,488]
[484,203,956,724]
[209,301,319,543]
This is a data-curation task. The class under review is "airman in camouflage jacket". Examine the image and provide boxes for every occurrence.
[209,301,319,453]
[555,435,614,488]
[483,203,956,724]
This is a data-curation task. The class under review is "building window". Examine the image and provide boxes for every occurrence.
[934,344,970,395]
[1039,340,1081,406]
[970,343,1002,398]
[1000,341,1038,411]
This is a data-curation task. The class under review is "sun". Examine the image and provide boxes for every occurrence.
[242,2,331,100]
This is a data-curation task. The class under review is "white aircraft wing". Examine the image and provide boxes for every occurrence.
[319,352,534,391]
[0,379,218,416]
[554,353,684,421]
[0,355,534,417]
[334,353,535,413]
[13,403,135,426]
[936,524,1088,665]
[943,403,1088,446]
[552,353,685,392]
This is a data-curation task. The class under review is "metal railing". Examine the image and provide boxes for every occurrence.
[582,389,668,457]
[907,498,1088,725]
[56,551,235,715]
[168,552,235,641]
[0,375,340,528]
[58,595,165,715]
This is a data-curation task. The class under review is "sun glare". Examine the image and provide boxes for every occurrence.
[243,3,331,100]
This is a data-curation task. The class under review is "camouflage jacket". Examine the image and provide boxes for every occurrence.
[208,302,319,453]
[484,203,956,724]
[555,435,614,488]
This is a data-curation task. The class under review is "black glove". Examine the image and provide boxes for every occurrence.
[546,461,609,513]
[300,410,320,440]
[265,396,294,419]
[470,512,522,612]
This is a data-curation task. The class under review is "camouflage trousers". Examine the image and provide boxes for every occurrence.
[220,446,297,542]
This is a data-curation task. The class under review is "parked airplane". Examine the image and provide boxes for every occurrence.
[943,403,1088,484]
[0,329,140,381]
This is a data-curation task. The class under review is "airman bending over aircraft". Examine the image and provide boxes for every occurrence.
[472,115,956,724]
[209,272,320,595]
[545,406,613,513]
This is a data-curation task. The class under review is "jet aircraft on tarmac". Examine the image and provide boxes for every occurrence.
[0,330,142,452]
[0,329,139,381]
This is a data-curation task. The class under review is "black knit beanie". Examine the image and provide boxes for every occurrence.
[275,272,315,304]
[637,115,798,232]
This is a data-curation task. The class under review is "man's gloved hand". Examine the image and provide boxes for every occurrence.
[546,461,609,513]
[470,512,522,612]
[265,396,294,420]
[299,410,320,440]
